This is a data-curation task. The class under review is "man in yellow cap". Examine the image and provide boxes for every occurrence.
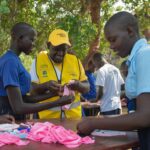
[30,29,89,119]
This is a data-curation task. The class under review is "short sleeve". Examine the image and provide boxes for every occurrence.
[30,59,39,83]
[118,71,124,85]
[95,69,105,86]
[136,49,150,95]
[2,59,19,88]
[78,59,87,81]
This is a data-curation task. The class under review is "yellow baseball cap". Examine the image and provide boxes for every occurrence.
[48,29,71,46]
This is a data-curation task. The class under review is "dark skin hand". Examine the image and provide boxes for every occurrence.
[77,93,150,135]
[6,86,75,114]
[46,80,62,92]
[31,80,62,95]
[31,80,89,96]
[0,114,15,124]
[67,80,89,94]
[23,91,58,103]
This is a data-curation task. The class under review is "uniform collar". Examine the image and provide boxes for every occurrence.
[8,49,18,57]
[127,38,147,66]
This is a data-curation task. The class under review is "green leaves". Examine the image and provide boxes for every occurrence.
[0,0,10,14]
[0,0,149,68]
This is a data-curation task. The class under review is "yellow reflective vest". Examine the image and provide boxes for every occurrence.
[35,51,86,119]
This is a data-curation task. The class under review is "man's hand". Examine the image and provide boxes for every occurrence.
[57,95,75,106]
[77,118,95,135]
[46,80,62,92]
[57,85,65,96]
[0,115,15,124]
[67,80,80,91]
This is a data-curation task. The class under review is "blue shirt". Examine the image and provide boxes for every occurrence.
[125,39,150,99]
[0,50,31,96]
[82,71,96,100]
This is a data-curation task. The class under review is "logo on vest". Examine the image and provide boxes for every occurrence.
[42,70,48,77]
[40,64,48,69]
[70,73,77,77]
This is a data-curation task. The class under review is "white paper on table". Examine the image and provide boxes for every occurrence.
[91,129,126,137]
[0,124,19,131]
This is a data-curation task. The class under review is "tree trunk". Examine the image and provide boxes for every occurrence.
[89,0,103,53]
[81,0,103,67]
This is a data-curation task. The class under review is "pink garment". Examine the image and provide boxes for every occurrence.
[27,122,94,148]
[0,133,29,147]
[63,85,74,96]
[62,80,75,110]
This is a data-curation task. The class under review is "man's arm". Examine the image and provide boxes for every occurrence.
[77,80,90,94]
[77,93,150,135]
[23,91,57,103]
[96,85,103,100]
[30,81,61,95]
[31,82,49,95]
[67,80,90,94]
[6,86,74,115]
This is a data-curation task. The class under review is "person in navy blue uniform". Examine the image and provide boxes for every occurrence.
[77,11,150,150]
[82,60,97,102]
[81,60,97,116]
[0,22,74,121]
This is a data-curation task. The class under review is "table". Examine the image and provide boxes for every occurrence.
[1,118,139,150]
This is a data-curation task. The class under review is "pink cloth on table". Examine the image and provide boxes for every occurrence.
[27,122,94,148]
[0,133,29,147]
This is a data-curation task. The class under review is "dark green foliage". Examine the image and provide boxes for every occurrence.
[0,0,149,70]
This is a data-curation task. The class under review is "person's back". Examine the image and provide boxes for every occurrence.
[0,52,15,96]
[96,63,124,113]
[82,61,96,101]
[0,51,30,96]
[82,71,96,100]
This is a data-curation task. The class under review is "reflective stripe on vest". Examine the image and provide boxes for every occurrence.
[48,100,81,111]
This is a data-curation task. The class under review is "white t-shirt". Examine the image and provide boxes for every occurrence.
[96,63,124,112]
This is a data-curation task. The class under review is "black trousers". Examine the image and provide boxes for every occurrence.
[100,108,121,115]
